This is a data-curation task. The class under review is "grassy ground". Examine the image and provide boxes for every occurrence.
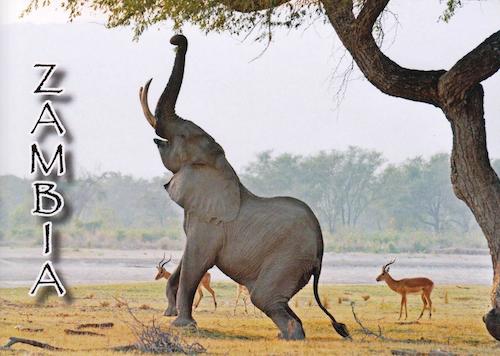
[0,282,497,355]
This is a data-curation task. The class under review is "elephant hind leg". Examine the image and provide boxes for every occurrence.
[249,263,311,340]
[263,303,305,340]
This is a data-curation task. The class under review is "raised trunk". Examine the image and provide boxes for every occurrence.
[155,34,188,121]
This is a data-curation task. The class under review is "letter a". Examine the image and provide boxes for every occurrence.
[29,261,66,297]
[31,101,66,136]
[32,181,64,217]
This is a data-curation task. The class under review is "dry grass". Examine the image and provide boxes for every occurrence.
[0,282,497,355]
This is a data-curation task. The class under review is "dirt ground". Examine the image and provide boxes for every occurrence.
[0,282,498,355]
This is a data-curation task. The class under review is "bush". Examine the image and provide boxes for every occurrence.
[324,228,485,253]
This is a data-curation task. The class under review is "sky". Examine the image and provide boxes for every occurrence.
[1,0,499,178]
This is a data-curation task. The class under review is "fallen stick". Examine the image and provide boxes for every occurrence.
[64,329,105,336]
[76,322,114,329]
[350,302,432,345]
[1,337,63,351]
[15,325,44,332]
[350,302,386,340]
[1,336,139,353]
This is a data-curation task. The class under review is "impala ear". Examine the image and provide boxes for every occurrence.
[166,155,240,223]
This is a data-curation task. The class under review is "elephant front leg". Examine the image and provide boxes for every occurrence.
[164,261,181,316]
[172,227,219,328]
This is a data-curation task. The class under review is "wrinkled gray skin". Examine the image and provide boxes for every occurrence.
[139,34,349,340]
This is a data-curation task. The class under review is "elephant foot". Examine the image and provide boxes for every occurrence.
[277,320,305,340]
[484,308,500,341]
[171,316,197,328]
[163,306,178,317]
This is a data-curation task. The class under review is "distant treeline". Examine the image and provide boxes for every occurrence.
[1,148,498,252]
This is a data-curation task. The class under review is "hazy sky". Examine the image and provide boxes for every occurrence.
[1,1,499,178]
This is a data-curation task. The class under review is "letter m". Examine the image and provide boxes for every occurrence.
[31,143,65,176]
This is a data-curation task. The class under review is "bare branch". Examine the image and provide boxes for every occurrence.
[439,30,500,106]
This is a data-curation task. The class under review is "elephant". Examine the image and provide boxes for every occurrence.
[138,34,349,340]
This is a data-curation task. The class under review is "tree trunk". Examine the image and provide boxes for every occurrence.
[320,0,500,338]
[443,84,500,308]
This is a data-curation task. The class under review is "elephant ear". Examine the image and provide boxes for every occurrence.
[166,156,241,223]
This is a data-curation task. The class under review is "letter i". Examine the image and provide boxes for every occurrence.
[43,222,52,256]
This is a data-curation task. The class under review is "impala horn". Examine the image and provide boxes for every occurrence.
[382,258,396,272]
[157,252,166,268]
[160,254,172,269]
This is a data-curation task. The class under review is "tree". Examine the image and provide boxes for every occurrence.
[335,147,383,228]
[384,154,475,234]
[242,151,302,197]
[25,0,500,334]
[242,148,383,232]
[298,151,344,232]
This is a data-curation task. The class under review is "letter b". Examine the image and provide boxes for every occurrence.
[32,181,64,216]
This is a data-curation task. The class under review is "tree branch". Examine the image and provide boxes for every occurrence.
[356,0,390,31]
[439,30,500,107]
[219,0,290,13]
[322,0,445,107]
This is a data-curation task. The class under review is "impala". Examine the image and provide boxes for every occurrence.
[155,254,217,311]
[233,283,250,315]
[376,259,434,320]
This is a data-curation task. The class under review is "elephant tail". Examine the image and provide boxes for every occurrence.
[312,267,351,339]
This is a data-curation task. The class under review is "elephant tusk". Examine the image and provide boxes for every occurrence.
[139,78,157,128]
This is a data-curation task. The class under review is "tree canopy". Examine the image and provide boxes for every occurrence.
[24,0,464,40]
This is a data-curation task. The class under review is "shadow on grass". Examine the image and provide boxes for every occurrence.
[395,321,421,325]
[187,328,263,340]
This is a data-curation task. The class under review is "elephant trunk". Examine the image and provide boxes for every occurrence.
[155,34,188,121]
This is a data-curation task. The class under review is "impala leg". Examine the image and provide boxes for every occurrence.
[193,287,203,309]
[399,295,404,320]
[204,285,217,311]
[403,294,408,320]
[426,293,433,319]
[418,293,427,320]
[243,295,248,314]
[233,289,241,315]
